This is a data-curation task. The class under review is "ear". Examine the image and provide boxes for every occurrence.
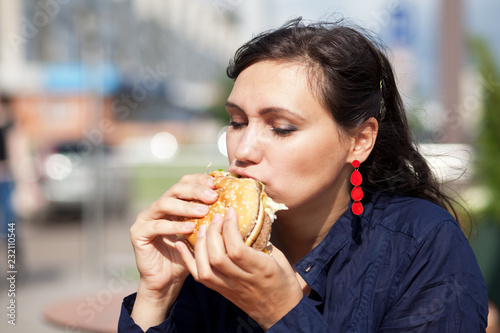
[348,117,378,164]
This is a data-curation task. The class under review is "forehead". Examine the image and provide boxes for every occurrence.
[233,60,312,92]
[227,60,328,118]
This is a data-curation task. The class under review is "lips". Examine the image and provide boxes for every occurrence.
[228,168,287,213]
[228,167,257,182]
[229,167,273,194]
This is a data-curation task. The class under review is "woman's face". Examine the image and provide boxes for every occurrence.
[226,60,352,212]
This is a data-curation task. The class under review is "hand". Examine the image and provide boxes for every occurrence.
[129,174,218,328]
[176,207,304,330]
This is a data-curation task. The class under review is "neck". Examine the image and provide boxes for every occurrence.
[271,190,350,266]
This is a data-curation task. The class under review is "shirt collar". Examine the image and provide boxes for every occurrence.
[293,193,379,302]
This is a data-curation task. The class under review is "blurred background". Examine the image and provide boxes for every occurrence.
[0,0,499,331]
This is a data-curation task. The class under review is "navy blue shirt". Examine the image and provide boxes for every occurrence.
[119,193,488,332]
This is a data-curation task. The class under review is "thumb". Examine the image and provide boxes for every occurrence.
[270,245,310,295]
[269,244,294,273]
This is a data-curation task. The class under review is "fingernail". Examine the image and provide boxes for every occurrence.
[196,204,209,214]
[212,213,223,224]
[225,207,235,220]
[207,178,215,187]
[198,225,207,238]
[183,222,196,231]
[204,189,218,200]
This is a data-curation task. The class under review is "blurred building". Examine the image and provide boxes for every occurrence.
[21,0,239,85]
[0,0,241,149]
[0,0,243,219]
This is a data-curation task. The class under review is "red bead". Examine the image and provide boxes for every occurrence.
[351,186,363,201]
[352,201,363,215]
[352,160,360,168]
[350,170,362,186]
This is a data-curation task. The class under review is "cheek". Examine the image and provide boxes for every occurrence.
[289,132,344,172]
[271,135,346,195]
[225,131,239,161]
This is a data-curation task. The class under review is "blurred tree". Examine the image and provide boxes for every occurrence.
[205,75,233,124]
[469,37,500,222]
[469,36,500,307]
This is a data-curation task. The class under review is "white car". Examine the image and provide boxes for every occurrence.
[39,142,130,219]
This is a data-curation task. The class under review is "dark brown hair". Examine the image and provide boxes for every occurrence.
[226,17,462,222]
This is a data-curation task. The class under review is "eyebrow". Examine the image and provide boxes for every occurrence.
[225,101,307,121]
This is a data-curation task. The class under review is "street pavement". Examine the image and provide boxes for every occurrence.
[0,212,140,333]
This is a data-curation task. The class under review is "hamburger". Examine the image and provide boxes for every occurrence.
[183,170,287,252]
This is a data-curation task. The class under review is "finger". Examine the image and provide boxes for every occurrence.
[178,224,207,280]
[139,174,218,221]
[175,240,196,273]
[191,224,210,280]
[153,196,212,220]
[178,173,215,188]
[131,221,195,251]
[205,213,231,269]
[131,219,196,242]
[222,207,253,265]
[269,245,294,273]
[142,189,216,221]
[193,221,230,286]
[167,181,218,204]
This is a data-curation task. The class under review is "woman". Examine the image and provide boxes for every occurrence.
[119,18,488,332]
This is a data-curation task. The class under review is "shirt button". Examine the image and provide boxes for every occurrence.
[305,264,314,273]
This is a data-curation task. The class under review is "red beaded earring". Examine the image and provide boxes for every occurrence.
[350,160,363,215]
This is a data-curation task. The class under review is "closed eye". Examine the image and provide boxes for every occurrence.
[272,126,297,137]
[228,120,246,129]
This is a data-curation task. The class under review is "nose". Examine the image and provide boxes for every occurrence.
[231,127,263,166]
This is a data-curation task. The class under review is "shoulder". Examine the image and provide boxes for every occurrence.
[364,193,462,243]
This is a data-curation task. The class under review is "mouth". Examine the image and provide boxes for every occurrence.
[228,168,281,203]
[228,167,262,184]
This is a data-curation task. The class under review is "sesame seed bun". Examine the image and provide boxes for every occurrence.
[183,171,286,251]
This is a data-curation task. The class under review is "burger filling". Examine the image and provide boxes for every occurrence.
[244,185,288,250]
